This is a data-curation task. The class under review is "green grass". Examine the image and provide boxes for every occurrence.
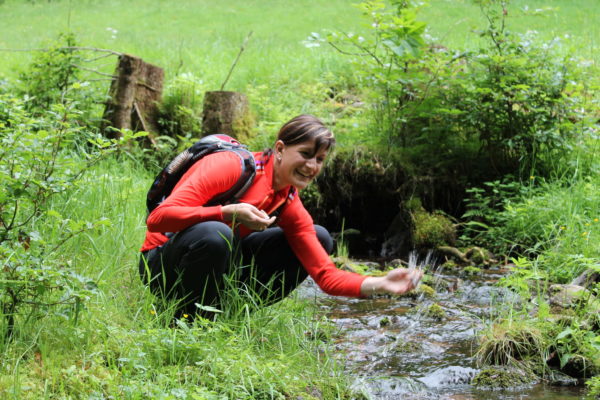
[0,0,363,88]
[0,156,355,399]
[420,0,599,62]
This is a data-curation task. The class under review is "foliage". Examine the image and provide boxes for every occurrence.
[315,0,427,145]
[17,32,106,123]
[552,323,600,377]
[407,197,456,249]
[464,175,600,281]
[586,375,600,399]
[0,93,140,341]
[476,317,547,367]
[157,72,206,140]
[324,0,589,185]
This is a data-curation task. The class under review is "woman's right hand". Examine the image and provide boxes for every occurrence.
[221,203,275,231]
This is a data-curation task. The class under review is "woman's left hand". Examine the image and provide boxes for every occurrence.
[360,268,423,297]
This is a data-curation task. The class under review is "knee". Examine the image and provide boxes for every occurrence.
[184,221,233,253]
[314,225,333,254]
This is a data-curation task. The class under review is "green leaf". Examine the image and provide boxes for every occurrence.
[194,303,223,313]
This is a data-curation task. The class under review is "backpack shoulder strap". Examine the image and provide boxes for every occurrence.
[204,147,256,206]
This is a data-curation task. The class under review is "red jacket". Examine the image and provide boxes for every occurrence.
[141,151,366,297]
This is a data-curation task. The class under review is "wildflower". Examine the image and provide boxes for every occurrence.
[595,218,599,222]
[150,309,156,315]
[560,226,566,230]
[183,314,189,319]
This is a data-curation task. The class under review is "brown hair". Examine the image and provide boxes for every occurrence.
[276,115,335,153]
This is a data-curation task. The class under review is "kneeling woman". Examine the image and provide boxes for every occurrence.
[139,115,421,315]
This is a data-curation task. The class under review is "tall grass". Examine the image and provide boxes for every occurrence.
[0,156,355,399]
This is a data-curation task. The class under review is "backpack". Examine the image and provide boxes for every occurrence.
[146,134,256,214]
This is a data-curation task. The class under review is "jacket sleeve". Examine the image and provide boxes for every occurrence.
[277,195,366,298]
[146,152,243,233]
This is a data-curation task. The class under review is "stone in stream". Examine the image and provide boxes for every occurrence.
[417,366,479,387]
[464,285,521,306]
[471,366,536,389]
[548,284,599,311]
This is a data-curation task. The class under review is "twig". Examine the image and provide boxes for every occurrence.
[70,64,116,78]
[136,80,160,92]
[0,46,122,56]
[220,31,253,91]
[82,52,116,63]
[327,41,369,58]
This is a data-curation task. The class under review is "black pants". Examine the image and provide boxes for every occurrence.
[139,221,333,315]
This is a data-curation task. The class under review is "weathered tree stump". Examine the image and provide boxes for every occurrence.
[102,54,164,139]
[202,91,254,141]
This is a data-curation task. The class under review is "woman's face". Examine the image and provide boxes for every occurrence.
[274,138,328,190]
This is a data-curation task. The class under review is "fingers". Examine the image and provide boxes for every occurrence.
[232,203,274,231]
[382,268,423,295]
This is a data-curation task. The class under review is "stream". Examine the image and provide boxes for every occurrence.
[295,262,587,400]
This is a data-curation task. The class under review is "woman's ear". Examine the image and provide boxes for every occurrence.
[274,140,285,158]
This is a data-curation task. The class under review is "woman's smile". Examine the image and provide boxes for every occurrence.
[273,138,328,191]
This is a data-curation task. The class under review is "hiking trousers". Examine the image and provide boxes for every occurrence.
[139,221,333,316]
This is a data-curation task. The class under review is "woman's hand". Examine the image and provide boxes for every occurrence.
[221,203,275,231]
[360,268,423,297]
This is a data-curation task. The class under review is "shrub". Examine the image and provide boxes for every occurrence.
[157,72,206,140]
[0,93,137,341]
[325,0,586,182]
[17,32,106,124]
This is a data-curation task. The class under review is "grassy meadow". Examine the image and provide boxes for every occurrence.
[0,0,599,398]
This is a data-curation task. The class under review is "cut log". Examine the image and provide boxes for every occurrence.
[202,91,254,141]
[102,54,164,139]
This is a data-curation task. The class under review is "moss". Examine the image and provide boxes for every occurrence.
[442,260,458,269]
[424,303,446,320]
[379,317,391,327]
[416,283,436,298]
[408,198,456,249]
[463,266,482,276]
[472,366,534,389]
[391,339,420,353]
[231,106,256,143]
[585,376,600,399]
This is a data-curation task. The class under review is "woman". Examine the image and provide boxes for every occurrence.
[140,115,421,315]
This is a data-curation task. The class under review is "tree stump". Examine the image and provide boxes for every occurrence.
[202,91,254,141]
[102,54,164,139]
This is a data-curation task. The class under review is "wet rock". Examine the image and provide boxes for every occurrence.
[545,369,579,386]
[388,258,406,268]
[464,285,521,306]
[547,351,600,379]
[353,376,426,399]
[362,261,383,270]
[423,303,446,320]
[549,284,599,311]
[462,266,482,277]
[571,269,600,289]
[418,366,479,387]
[472,366,535,389]
[465,246,497,266]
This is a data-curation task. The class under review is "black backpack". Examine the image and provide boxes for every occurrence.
[146,134,256,214]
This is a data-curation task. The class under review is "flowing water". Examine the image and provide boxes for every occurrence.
[295,257,587,400]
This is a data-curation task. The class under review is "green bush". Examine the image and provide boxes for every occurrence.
[327,0,587,182]
[157,72,206,140]
[0,93,136,342]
